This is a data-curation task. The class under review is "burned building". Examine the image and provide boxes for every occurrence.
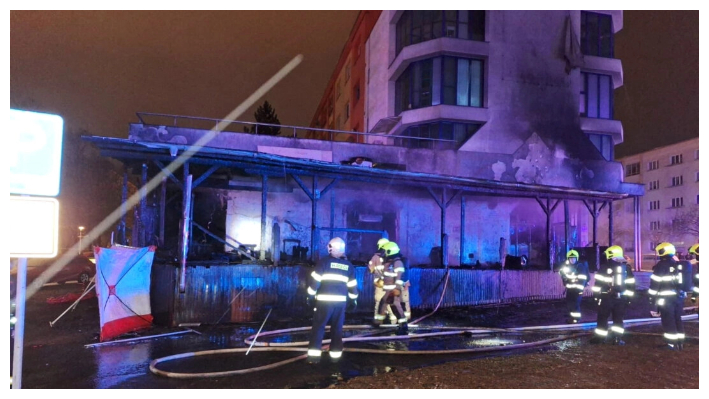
[84,10,644,326]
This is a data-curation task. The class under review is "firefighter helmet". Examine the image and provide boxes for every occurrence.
[377,238,390,250]
[689,243,699,256]
[327,237,346,258]
[655,242,676,257]
[566,250,579,259]
[382,241,400,257]
[604,245,623,260]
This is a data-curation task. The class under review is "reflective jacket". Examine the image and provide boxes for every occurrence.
[308,256,359,302]
[368,253,386,288]
[649,257,692,303]
[382,256,406,292]
[559,261,590,291]
[592,259,635,299]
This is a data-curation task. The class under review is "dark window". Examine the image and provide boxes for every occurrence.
[395,121,481,149]
[587,133,614,161]
[625,162,640,177]
[354,83,361,103]
[581,11,614,58]
[670,154,683,165]
[581,72,613,119]
[396,11,485,54]
[396,56,483,115]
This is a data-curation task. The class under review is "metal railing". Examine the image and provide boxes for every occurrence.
[135,112,458,148]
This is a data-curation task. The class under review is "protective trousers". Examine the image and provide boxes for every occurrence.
[659,297,685,345]
[308,301,346,361]
[565,289,583,322]
[376,290,406,325]
[595,297,627,341]
[374,286,397,324]
[401,286,411,320]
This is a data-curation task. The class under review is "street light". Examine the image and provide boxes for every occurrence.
[78,226,85,254]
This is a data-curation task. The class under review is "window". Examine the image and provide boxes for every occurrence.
[581,11,614,58]
[696,171,699,182]
[650,242,658,252]
[625,162,640,177]
[580,72,613,119]
[588,133,614,160]
[396,11,485,54]
[345,64,351,82]
[670,154,683,165]
[670,175,683,187]
[395,56,483,115]
[671,197,684,208]
[650,221,661,231]
[337,82,342,99]
[647,160,659,171]
[345,103,350,120]
[648,200,660,211]
[697,195,700,205]
[695,149,699,160]
[354,83,361,103]
[394,121,481,150]
[647,180,659,191]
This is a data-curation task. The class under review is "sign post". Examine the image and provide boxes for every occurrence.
[9,109,64,389]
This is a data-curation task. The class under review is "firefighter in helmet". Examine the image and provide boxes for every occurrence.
[306,237,359,364]
[591,245,635,345]
[559,249,590,323]
[648,242,693,350]
[374,241,409,335]
[688,244,699,302]
[368,238,397,325]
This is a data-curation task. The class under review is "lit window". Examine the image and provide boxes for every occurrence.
[395,56,484,115]
[580,72,613,119]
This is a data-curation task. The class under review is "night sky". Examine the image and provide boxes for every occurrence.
[10,10,698,157]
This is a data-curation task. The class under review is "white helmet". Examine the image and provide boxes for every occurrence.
[327,237,346,258]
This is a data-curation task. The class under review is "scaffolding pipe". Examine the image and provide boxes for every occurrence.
[11,258,27,389]
[179,174,193,293]
[564,200,570,255]
[608,200,614,245]
[260,175,268,261]
[140,163,148,247]
[311,176,319,261]
[634,196,642,271]
[460,196,466,266]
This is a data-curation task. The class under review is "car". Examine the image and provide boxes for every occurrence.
[10,255,96,297]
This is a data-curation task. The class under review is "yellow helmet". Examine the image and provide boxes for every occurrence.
[377,238,390,250]
[382,241,400,257]
[566,250,579,259]
[604,245,623,260]
[655,242,676,257]
[689,243,699,256]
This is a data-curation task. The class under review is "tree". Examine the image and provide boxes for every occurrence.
[243,100,281,136]
[670,204,699,239]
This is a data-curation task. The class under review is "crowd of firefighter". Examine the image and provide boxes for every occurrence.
[304,236,699,364]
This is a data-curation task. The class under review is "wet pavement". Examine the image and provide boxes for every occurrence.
[11,283,699,388]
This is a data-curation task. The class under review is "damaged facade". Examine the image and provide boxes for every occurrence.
[84,10,645,325]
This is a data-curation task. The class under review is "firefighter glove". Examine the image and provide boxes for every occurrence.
[347,298,357,312]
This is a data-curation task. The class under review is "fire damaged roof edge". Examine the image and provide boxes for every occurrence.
[83,135,644,201]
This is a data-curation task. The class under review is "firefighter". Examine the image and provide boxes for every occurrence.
[591,245,635,345]
[368,238,397,325]
[306,237,359,364]
[689,244,699,302]
[648,242,692,350]
[559,250,590,323]
[374,241,408,335]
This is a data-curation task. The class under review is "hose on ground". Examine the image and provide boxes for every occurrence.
[150,313,697,379]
